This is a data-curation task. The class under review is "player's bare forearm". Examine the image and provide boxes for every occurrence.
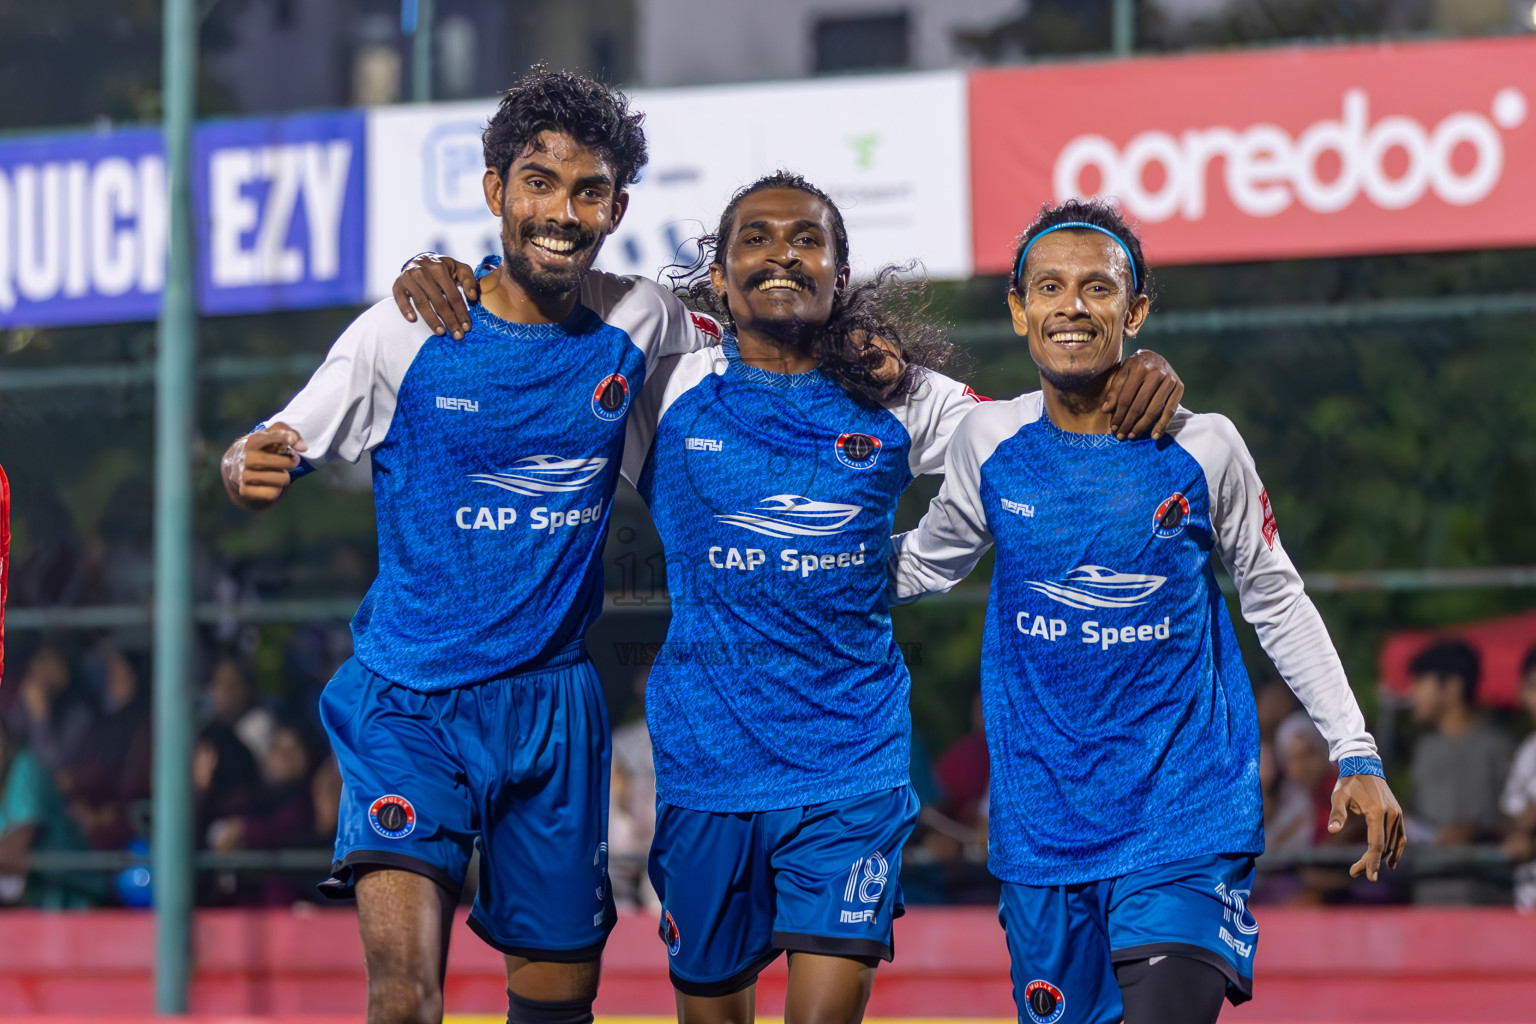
[1329,773,1407,881]
[1103,350,1184,440]
[394,253,480,339]
[222,424,306,511]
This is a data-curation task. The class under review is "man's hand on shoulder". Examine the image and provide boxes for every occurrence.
[1102,350,1184,441]
[393,254,479,340]
[1329,772,1407,881]
[222,423,306,510]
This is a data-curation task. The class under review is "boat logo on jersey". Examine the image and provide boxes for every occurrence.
[469,455,609,496]
[661,910,681,956]
[368,794,416,839]
[717,494,862,538]
[1025,565,1167,610]
[1023,980,1065,1024]
[1152,492,1190,538]
[835,432,882,470]
[590,373,631,421]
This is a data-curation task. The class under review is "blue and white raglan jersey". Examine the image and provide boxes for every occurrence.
[621,339,983,812]
[891,401,1379,885]
[263,258,719,692]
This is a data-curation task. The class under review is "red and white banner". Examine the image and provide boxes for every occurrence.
[970,36,1536,270]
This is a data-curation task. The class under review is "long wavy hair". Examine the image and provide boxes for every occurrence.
[666,171,956,407]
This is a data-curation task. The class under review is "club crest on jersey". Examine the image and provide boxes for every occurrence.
[661,910,681,956]
[368,795,416,839]
[1152,492,1190,538]
[835,432,882,470]
[1023,980,1066,1024]
[591,373,631,422]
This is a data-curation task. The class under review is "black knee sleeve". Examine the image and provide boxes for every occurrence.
[1115,954,1228,1024]
[505,989,595,1024]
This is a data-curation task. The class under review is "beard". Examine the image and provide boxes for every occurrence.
[734,266,824,351]
[501,220,600,298]
[1037,362,1112,392]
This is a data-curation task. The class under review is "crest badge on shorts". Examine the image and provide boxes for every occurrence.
[368,794,417,839]
[1023,979,1066,1024]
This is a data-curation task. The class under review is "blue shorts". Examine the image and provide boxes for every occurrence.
[318,650,616,960]
[648,785,920,997]
[998,853,1258,1024]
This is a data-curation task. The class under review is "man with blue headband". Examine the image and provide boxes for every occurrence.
[891,199,1406,1024]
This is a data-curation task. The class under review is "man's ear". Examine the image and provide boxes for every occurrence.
[606,190,630,234]
[835,265,851,295]
[708,263,732,321]
[1124,293,1151,338]
[1006,289,1029,338]
[483,168,505,217]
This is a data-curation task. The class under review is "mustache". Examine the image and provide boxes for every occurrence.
[742,267,818,294]
[517,221,597,249]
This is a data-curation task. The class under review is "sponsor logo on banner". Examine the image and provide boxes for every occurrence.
[970,37,1536,268]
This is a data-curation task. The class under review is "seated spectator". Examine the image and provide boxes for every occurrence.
[934,691,989,829]
[0,720,104,908]
[1407,640,1515,903]
[66,643,152,849]
[5,643,94,783]
[1501,646,1536,911]
[609,669,657,911]
[193,724,259,848]
[208,720,324,906]
[200,654,276,762]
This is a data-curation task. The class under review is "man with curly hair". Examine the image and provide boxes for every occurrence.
[394,173,1184,1023]
[220,70,723,1024]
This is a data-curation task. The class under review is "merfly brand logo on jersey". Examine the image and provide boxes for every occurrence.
[971,37,1536,267]
[1025,565,1166,610]
[436,396,478,412]
[717,494,862,538]
[469,455,609,496]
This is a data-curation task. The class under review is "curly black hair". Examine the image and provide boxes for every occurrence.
[482,67,648,186]
[667,171,955,407]
[1010,197,1153,300]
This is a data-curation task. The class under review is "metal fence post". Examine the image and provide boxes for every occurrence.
[154,0,197,1011]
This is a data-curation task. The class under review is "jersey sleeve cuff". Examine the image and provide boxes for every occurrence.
[1338,756,1384,779]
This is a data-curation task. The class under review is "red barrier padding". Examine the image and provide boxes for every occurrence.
[0,906,1531,1019]
[1378,607,1536,708]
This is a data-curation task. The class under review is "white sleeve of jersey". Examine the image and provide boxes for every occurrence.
[885,369,993,476]
[580,272,722,379]
[261,298,434,467]
[620,347,727,488]
[889,394,1043,603]
[1173,411,1379,763]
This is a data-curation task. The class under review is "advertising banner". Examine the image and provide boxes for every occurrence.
[364,71,973,298]
[193,111,368,315]
[0,110,366,328]
[969,36,1536,271]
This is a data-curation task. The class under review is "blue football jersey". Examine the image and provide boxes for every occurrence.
[623,337,982,812]
[893,400,1379,885]
[263,258,718,691]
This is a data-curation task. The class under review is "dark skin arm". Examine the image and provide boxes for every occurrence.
[392,255,1188,439]
[1328,774,1408,881]
[220,423,306,511]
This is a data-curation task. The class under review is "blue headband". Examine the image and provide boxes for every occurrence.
[1015,221,1139,293]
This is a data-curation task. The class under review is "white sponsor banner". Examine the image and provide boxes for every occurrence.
[364,71,971,299]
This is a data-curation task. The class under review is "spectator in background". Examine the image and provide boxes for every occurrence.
[0,719,103,908]
[5,643,94,782]
[1267,711,1332,854]
[193,724,259,848]
[1500,647,1536,911]
[66,642,152,850]
[209,719,324,905]
[935,691,989,829]
[1408,640,1515,904]
[609,669,656,910]
[199,654,275,762]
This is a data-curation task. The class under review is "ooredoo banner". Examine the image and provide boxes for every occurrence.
[970,36,1536,270]
[365,71,973,297]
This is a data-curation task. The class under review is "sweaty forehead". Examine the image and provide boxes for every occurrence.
[731,188,836,234]
[509,129,617,181]
[1024,230,1133,288]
